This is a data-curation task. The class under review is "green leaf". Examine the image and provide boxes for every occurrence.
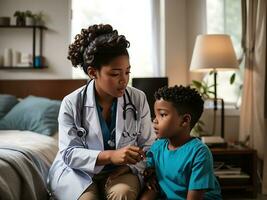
[209,71,214,75]
[192,80,202,88]
[207,84,215,88]
[208,91,215,95]
[198,120,205,125]
[230,73,236,84]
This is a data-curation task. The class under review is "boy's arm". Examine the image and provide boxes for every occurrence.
[139,189,158,200]
[139,148,159,200]
[143,167,160,191]
[187,190,205,200]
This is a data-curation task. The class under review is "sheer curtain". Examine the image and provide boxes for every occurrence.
[239,0,267,194]
[71,0,161,79]
[150,0,163,77]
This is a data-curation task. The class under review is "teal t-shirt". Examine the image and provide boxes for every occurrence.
[146,138,222,200]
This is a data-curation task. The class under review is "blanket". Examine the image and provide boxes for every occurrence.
[0,131,58,200]
[0,147,50,200]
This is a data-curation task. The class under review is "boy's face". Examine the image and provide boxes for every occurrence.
[153,99,185,139]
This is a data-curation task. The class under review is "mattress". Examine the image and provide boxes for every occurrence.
[0,130,58,200]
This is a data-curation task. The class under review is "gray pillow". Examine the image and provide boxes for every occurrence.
[0,96,61,136]
[0,94,18,119]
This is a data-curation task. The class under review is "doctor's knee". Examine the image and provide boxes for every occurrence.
[105,173,140,200]
[106,183,138,200]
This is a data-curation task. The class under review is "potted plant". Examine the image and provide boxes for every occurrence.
[190,79,215,137]
[25,10,34,26]
[14,11,26,26]
[33,12,45,26]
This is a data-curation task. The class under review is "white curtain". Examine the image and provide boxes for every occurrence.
[239,0,267,194]
[150,0,162,77]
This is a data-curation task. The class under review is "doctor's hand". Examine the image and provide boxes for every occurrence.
[110,146,145,165]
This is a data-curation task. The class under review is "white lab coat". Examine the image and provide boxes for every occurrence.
[48,80,155,200]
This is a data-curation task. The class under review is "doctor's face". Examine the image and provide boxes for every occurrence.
[95,55,130,98]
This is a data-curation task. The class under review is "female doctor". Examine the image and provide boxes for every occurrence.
[48,24,155,200]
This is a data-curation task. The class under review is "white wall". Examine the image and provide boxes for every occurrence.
[164,0,188,86]
[0,0,72,79]
[163,0,207,86]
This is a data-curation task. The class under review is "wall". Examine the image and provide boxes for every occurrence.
[0,0,240,140]
[163,0,206,86]
[164,0,188,86]
[0,0,72,79]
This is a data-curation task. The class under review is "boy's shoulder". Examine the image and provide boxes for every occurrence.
[190,138,213,159]
[149,138,211,156]
[189,137,207,147]
[189,137,211,152]
[150,138,167,152]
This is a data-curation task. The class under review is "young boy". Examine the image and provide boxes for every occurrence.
[141,85,222,200]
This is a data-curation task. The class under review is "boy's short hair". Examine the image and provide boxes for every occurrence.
[154,85,204,129]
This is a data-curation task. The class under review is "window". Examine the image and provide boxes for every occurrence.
[206,0,243,107]
[71,0,156,79]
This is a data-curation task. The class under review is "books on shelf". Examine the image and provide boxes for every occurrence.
[214,168,241,175]
[214,162,250,180]
[216,173,250,179]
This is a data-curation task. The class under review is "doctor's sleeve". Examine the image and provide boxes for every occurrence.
[137,93,156,151]
[127,92,156,185]
[57,97,104,174]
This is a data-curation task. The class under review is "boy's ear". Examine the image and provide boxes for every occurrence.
[182,114,191,127]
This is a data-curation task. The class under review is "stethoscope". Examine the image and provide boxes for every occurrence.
[76,80,138,148]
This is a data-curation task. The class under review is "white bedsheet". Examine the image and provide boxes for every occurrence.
[0,130,58,166]
[0,130,59,200]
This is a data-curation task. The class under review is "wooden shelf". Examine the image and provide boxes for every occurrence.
[0,66,48,69]
[220,185,254,190]
[0,25,47,68]
[0,25,47,29]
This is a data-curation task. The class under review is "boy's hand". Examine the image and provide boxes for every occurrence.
[146,176,159,191]
[143,167,160,192]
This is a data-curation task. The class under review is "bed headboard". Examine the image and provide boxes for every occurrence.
[0,79,87,100]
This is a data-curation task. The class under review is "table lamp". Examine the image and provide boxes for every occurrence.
[190,34,238,137]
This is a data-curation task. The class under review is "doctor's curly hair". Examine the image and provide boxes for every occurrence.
[67,24,130,74]
[154,85,204,129]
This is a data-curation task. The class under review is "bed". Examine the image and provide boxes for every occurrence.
[0,79,87,200]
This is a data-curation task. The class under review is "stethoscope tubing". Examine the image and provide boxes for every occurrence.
[77,80,138,148]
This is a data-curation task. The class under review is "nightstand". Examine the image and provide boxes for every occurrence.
[211,145,257,198]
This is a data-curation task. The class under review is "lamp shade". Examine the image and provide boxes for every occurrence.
[190,34,238,72]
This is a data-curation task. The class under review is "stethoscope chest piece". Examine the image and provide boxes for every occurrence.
[107,140,115,148]
[77,128,86,138]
